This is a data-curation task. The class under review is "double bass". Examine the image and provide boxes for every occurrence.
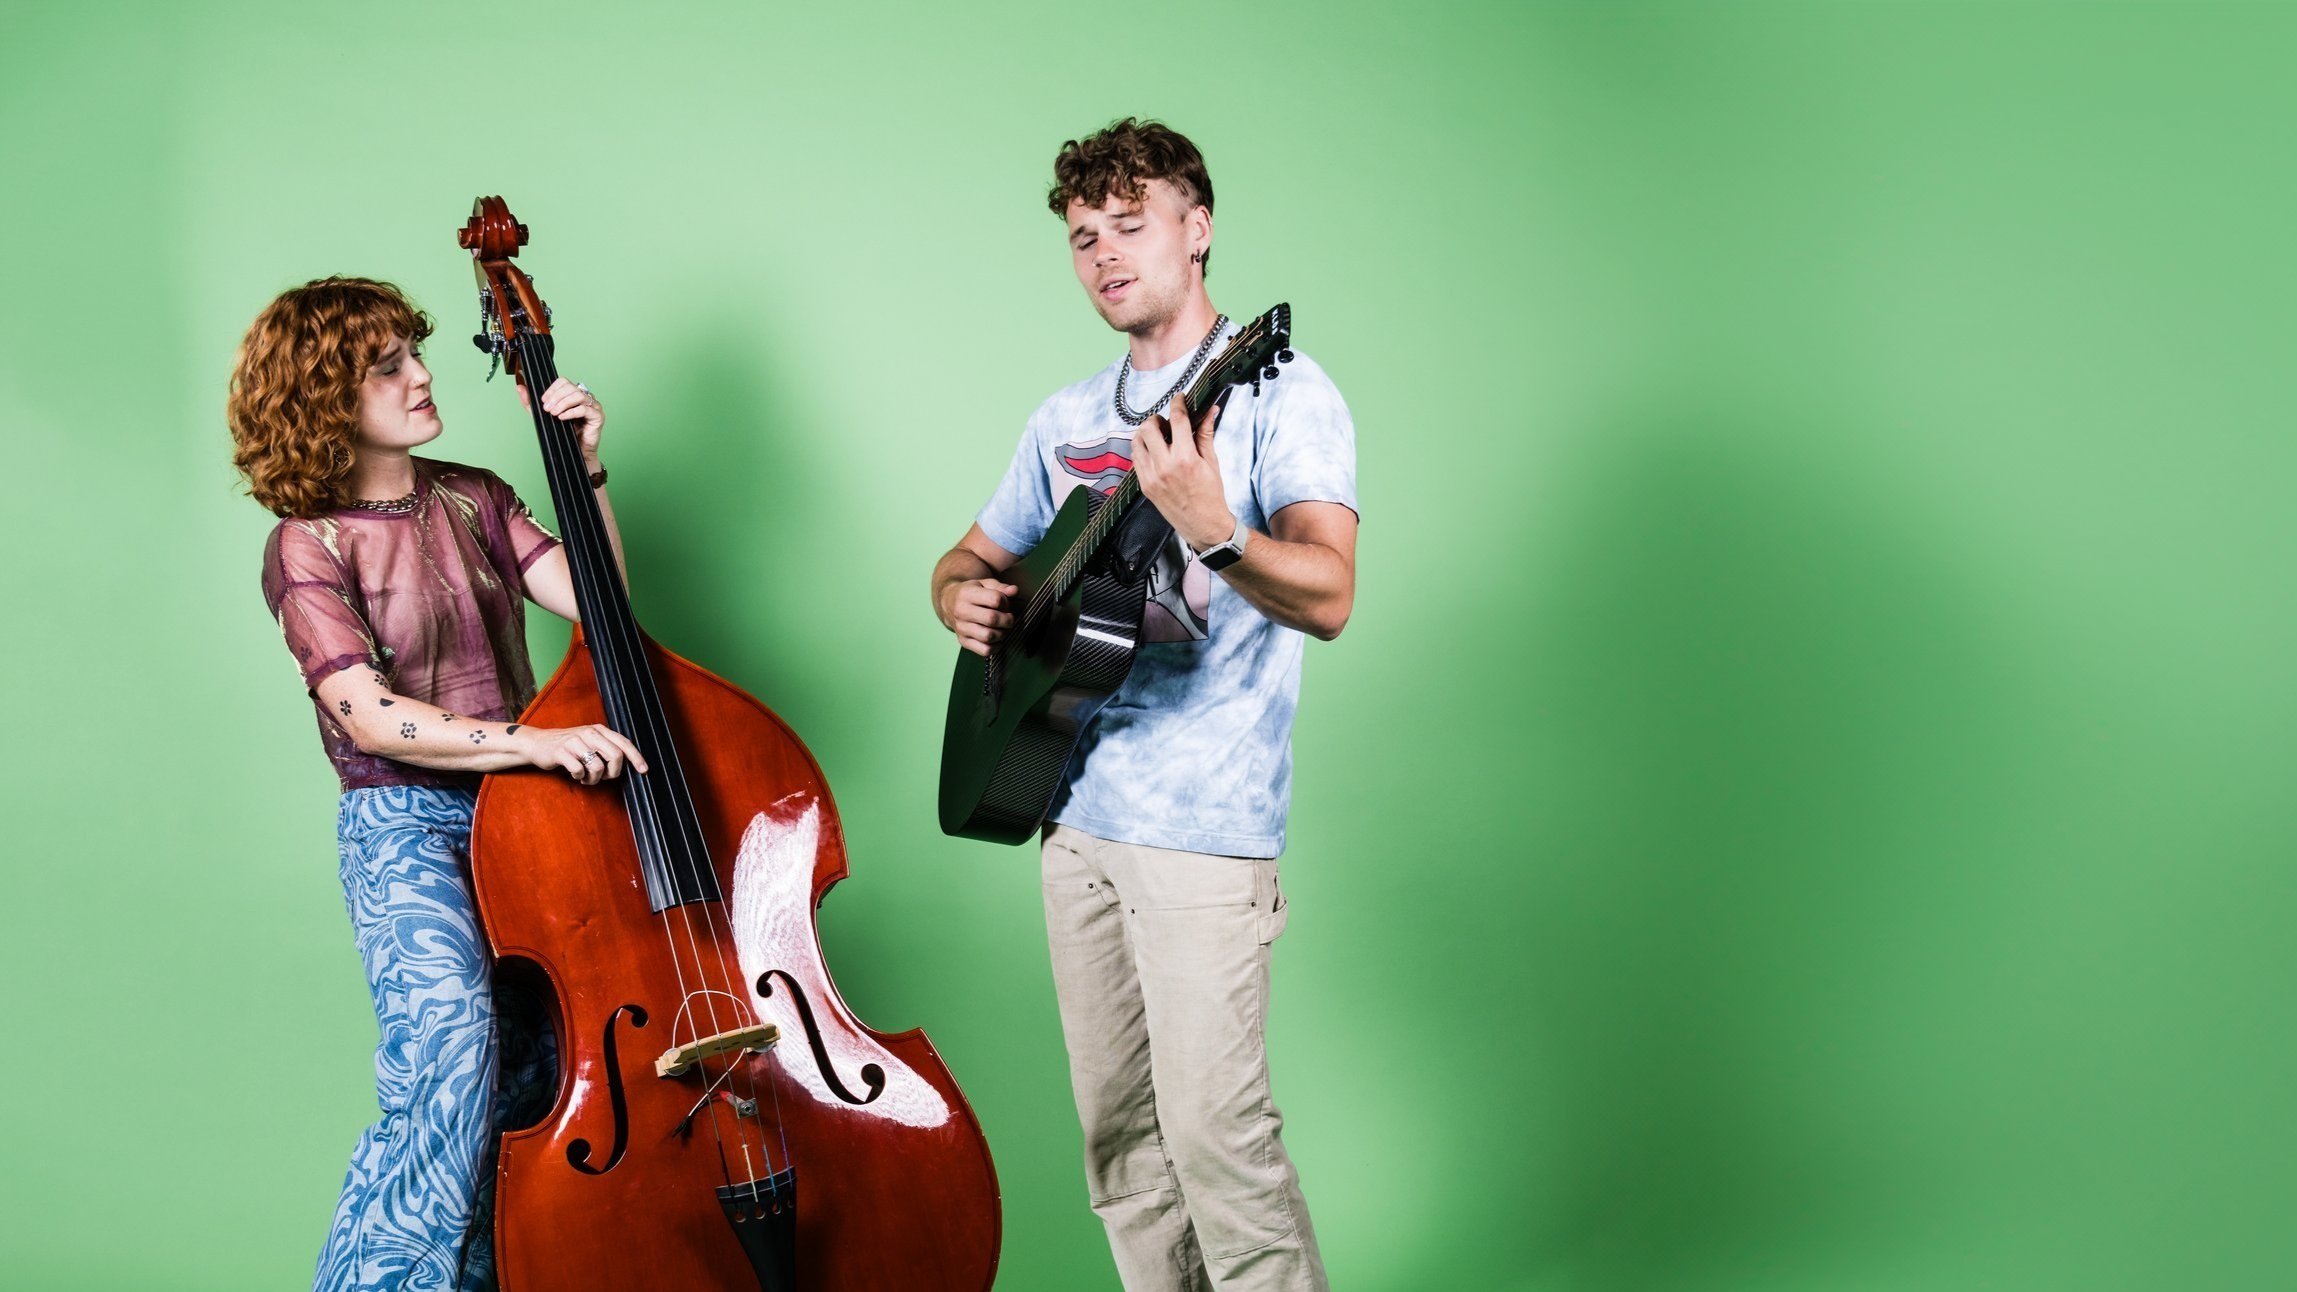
[458,197,1000,1291]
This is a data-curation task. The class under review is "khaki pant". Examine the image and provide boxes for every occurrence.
[1041,824,1328,1292]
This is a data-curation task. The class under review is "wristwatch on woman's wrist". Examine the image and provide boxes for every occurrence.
[1192,516,1248,571]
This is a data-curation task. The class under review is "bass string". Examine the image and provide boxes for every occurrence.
[516,335,776,1185]
[524,348,760,1185]
[517,333,790,1190]
[556,402,792,1192]
[518,336,741,1154]
[516,338,702,1007]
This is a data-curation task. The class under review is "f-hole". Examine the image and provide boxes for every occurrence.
[567,1003,648,1174]
[756,971,884,1106]
[493,961,560,1134]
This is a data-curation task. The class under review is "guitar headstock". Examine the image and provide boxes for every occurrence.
[457,196,550,381]
[1187,302,1295,408]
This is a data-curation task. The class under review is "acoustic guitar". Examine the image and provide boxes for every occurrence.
[938,304,1294,844]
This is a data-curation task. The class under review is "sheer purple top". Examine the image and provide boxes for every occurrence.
[261,457,562,791]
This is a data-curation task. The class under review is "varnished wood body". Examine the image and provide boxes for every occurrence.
[472,629,1000,1291]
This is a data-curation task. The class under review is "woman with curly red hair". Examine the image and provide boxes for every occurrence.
[230,275,639,1291]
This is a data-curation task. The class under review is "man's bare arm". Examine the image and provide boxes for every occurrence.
[931,524,1022,657]
[1208,500,1357,641]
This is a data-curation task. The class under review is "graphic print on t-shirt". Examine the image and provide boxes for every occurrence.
[1056,435,1209,642]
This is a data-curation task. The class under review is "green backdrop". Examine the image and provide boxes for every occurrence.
[3,3,2290,1288]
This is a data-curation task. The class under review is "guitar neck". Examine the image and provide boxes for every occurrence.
[1043,346,1238,596]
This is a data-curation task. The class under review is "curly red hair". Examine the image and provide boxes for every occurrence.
[228,277,434,518]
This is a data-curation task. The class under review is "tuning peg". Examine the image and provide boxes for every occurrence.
[471,333,492,353]
[1278,349,1294,363]
[1263,365,1281,381]
[1252,378,1264,397]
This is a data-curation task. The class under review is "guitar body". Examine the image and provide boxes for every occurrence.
[939,487,1149,844]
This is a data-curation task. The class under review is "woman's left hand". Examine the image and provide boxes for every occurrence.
[519,375,606,467]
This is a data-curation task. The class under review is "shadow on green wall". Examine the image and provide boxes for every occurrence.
[610,326,838,716]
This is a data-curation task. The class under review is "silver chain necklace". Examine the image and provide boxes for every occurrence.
[1113,314,1229,426]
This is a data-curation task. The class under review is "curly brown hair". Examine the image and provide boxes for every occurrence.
[1048,118,1216,275]
[228,276,434,518]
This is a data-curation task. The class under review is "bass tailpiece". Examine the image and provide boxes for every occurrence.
[717,1168,798,1292]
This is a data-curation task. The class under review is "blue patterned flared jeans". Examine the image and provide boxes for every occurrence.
[313,786,555,1292]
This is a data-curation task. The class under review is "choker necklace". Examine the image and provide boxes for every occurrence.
[347,487,419,514]
[1114,314,1229,427]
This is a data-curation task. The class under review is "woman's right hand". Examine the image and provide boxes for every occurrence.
[518,723,651,785]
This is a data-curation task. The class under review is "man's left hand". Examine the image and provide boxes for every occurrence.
[1133,395,1232,551]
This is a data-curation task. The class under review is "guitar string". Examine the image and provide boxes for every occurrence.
[1011,317,1261,630]
[992,318,1272,667]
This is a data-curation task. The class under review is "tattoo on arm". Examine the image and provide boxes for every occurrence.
[442,713,458,723]
[337,699,351,716]
[505,724,521,735]
[399,721,418,739]
[378,697,394,707]
[469,731,487,745]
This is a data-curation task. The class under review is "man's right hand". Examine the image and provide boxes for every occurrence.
[941,578,1019,657]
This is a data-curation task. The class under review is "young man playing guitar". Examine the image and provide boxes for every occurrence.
[930,119,1357,1292]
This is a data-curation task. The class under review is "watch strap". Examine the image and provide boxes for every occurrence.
[1195,517,1248,571]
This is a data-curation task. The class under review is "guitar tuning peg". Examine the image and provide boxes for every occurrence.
[1252,378,1264,397]
[1263,365,1281,381]
[1278,349,1294,363]
[471,333,492,353]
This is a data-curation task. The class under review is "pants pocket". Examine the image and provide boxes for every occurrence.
[1254,859,1289,945]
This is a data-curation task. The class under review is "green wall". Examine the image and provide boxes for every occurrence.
[3,3,2289,1288]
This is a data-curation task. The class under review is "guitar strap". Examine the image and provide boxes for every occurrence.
[1103,496,1176,586]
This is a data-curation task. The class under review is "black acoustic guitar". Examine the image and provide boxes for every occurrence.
[939,304,1295,844]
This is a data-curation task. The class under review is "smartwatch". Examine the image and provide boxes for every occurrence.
[1193,516,1249,572]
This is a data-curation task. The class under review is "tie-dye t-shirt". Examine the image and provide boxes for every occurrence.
[261,457,561,791]
[975,324,1357,857]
